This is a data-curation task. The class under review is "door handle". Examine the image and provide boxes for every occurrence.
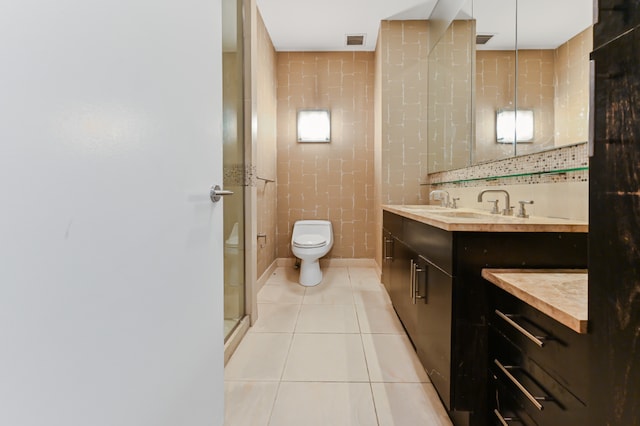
[210,184,234,203]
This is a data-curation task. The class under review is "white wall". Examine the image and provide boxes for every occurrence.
[435,182,588,221]
[0,1,224,425]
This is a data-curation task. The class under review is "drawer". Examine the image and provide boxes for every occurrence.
[489,370,537,426]
[403,218,453,274]
[383,210,403,238]
[489,328,588,426]
[490,286,589,403]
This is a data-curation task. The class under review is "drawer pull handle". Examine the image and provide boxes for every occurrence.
[494,359,546,411]
[493,409,519,426]
[495,309,547,347]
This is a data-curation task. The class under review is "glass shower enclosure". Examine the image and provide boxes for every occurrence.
[222,0,246,340]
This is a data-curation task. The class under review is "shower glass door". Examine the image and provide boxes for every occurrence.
[222,0,245,340]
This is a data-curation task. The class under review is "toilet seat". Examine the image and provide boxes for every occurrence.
[293,234,327,248]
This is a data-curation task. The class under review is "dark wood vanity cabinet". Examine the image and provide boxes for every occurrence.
[382,210,588,426]
[487,287,589,426]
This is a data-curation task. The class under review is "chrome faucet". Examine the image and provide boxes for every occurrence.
[477,189,513,215]
[429,190,450,208]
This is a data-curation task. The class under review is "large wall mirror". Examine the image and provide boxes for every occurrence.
[427,0,593,173]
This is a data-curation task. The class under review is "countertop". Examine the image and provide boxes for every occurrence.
[383,204,588,233]
[481,269,588,334]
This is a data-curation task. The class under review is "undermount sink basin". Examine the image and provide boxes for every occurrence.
[402,205,447,211]
[431,211,495,219]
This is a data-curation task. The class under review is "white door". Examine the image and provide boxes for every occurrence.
[0,1,224,425]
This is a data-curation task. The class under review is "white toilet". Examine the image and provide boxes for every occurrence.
[291,220,333,286]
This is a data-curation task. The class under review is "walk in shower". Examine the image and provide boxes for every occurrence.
[222,0,246,340]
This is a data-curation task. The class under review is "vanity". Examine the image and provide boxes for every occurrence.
[381,205,588,426]
[482,270,589,426]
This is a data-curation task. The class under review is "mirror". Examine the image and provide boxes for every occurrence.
[427,0,593,173]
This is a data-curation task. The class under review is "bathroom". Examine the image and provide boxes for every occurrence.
[2,0,637,424]
[226,0,638,424]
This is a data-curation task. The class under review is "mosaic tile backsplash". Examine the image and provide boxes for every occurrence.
[427,142,588,188]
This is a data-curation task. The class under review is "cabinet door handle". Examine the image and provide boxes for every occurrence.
[384,237,394,261]
[495,310,547,347]
[410,259,415,300]
[415,264,425,302]
[493,409,519,426]
[494,359,548,411]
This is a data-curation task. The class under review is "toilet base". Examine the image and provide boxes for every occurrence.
[298,258,323,286]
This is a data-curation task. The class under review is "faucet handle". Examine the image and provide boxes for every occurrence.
[450,197,460,209]
[487,199,500,214]
[517,200,534,218]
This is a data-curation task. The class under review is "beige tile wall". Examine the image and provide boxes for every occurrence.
[256,10,278,277]
[427,19,475,172]
[554,27,592,147]
[374,36,383,268]
[276,52,375,259]
[475,50,555,162]
[375,20,430,267]
[475,26,592,162]
[380,21,430,204]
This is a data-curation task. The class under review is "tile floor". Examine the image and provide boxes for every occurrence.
[224,265,452,426]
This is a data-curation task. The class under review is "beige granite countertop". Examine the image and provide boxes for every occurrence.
[383,204,588,233]
[481,269,588,334]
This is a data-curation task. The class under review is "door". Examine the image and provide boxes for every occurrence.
[391,240,418,339]
[0,1,224,425]
[415,257,453,410]
[222,0,246,340]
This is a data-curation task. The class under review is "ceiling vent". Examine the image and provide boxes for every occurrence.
[346,34,366,46]
[476,34,494,45]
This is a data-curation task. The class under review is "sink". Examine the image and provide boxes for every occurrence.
[402,205,447,211]
[432,211,495,219]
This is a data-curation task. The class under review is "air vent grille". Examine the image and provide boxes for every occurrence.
[476,34,494,45]
[346,34,365,46]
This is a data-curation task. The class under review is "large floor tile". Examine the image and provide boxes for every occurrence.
[282,333,369,382]
[320,266,351,287]
[295,304,360,333]
[265,267,299,286]
[371,382,452,426]
[348,267,383,290]
[258,283,305,304]
[269,382,377,426]
[303,285,354,305]
[225,333,292,381]
[251,304,301,333]
[353,288,391,306]
[224,381,279,426]
[362,334,429,383]
[355,304,405,334]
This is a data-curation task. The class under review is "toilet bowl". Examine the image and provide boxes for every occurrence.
[291,220,333,286]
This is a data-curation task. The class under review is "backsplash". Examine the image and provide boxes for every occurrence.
[427,142,588,187]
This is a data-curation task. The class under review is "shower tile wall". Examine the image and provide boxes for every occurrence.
[256,10,278,278]
[276,52,375,259]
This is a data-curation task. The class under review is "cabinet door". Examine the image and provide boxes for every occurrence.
[381,230,393,293]
[390,240,417,339]
[415,256,453,410]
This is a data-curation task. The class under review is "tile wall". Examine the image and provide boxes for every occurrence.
[427,19,475,172]
[427,143,589,220]
[475,26,592,163]
[554,27,592,147]
[256,10,278,278]
[375,20,430,266]
[276,52,375,259]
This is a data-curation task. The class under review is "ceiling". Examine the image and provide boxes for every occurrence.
[256,0,438,51]
[255,0,592,52]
